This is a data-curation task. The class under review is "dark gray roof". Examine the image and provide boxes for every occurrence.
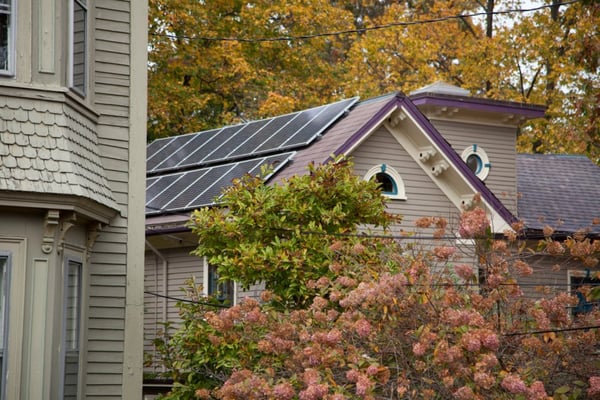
[517,154,600,234]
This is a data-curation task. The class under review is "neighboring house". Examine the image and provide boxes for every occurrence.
[0,1,146,399]
[143,82,600,390]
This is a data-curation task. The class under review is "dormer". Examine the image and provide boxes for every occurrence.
[409,82,545,214]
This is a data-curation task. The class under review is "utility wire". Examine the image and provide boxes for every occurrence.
[149,0,580,43]
[145,290,229,308]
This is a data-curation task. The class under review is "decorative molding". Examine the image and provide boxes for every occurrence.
[85,222,103,260]
[431,161,449,177]
[432,106,459,118]
[42,210,60,254]
[58,212,77,253]
[418,146,437,163]
[387,110,406,128]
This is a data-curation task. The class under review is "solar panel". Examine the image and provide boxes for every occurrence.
[146,152,295,215]
[254,97,358,153]
[176,125,244,169]
[146,137,172,160]
[149,129,221,173]
[146,97,358,175]
[146,134,196,171]
[203,119,270,163]
[282,97,357,148]
[225,113,297,159]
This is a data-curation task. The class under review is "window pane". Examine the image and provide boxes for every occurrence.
[72,0,86,93]
[0,1,10,72]
[208,265,234,305]
[63,260,81,399]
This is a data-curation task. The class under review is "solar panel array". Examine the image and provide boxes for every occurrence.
[146,152,295,215]
[147,97,358,174]
[146,96,358,215]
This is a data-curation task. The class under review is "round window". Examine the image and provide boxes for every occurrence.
[461,145,490,180]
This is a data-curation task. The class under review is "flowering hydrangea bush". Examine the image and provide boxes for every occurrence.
[155,161,600,399]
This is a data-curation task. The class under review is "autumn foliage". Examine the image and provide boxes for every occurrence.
[155,161,600,399]
[148,0,600,163]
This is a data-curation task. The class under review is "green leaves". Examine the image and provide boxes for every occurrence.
[188,159,393,308]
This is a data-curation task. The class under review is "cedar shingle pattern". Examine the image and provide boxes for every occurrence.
[0,98,118,211]
[517,154,600,234]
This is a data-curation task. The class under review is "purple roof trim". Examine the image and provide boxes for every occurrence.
[397,96,518,225]
[329,95,400,160]
[326,93,517,226]
[410,94,546,119]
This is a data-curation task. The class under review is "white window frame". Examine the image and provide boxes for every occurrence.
[69,0,87,96]
[461,144,491,181]
[364,164,407,200]
[0,0,15,76]
[59,257,83,400]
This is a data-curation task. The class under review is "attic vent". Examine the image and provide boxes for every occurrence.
[461,145,490,181]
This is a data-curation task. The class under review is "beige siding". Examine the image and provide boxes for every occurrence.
[428,120,518,214]
[144,245,265,375]
[351,125,463,231]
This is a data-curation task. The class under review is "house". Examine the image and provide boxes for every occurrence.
[0,0,146,398]
[143,82,600,390]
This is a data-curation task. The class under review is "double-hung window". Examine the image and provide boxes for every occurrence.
[61,260,82,399]
[0,255,9,400]
[0,0,14,75]
[71,0,87,95]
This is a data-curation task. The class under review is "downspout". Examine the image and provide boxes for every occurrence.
[145,239,168,373]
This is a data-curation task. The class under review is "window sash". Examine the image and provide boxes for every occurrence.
[0,0,14,75]
[61,260,81,399]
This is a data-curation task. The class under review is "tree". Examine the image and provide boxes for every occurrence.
[148,0,599,163]
[155,160,600,399]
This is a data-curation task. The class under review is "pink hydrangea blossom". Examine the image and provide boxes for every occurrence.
[459,207,490,238]
[526,381,547,400]
[501,374,527,394]
[588,376,600,397]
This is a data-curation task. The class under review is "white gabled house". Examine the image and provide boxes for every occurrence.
[143,82,600,393]
[0,0,147,398]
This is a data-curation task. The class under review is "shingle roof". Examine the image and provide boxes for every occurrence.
[517,154,600,234]
[0,99,118,211]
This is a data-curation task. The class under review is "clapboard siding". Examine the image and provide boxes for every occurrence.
[428,120,518,213]
[352,125,461,230]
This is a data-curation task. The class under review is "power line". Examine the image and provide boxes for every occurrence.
[503,325,600,336]
[149,1,580,43]
[144,290,229,308]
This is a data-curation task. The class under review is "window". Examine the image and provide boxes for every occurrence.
[461,145,491,181]
[570,270,600,315]
[208,264,234,305]
[364,164,407,200]
[71,0,87,95]
[0,0,14,75]
[61,260,82,399]
[0,255,8,400]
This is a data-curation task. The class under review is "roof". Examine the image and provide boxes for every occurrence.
[0,99,118,212]
[146,85,598,236]
[517,154,600,235]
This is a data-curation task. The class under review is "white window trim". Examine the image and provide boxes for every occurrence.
[364,164,407,200]
[0,0,15,76]
[68,0,87,96]
[461,144,491,181]
[59,256,83,400]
